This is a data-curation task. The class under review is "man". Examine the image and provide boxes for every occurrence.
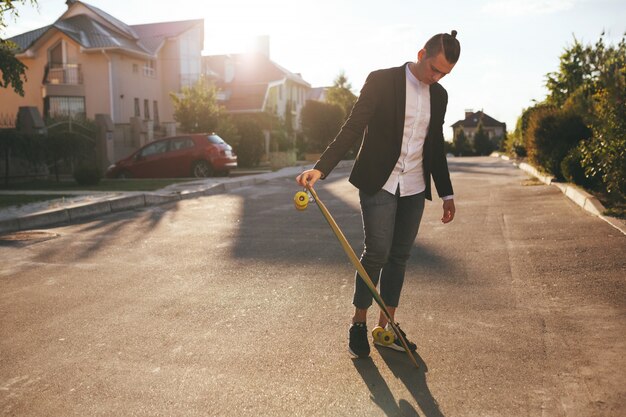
[296,31,460,358]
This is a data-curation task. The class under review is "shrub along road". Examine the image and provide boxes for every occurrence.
[0,157,624,416]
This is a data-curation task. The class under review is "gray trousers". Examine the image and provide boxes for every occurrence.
[353,188,426,309]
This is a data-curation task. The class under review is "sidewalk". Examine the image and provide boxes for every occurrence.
[492,152,626,235]
[0,165,313,235]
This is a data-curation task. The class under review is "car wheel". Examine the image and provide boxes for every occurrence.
[192,161,213,178]
[117,170,132,179]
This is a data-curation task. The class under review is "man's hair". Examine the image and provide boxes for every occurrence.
[424,30,461,64]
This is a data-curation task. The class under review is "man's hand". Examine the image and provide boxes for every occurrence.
[441,199,455,224]
[296,169,323,188]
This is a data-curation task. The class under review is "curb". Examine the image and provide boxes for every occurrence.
[491,153,626,236]
[0,161,354,235]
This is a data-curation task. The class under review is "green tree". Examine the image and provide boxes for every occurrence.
[170,76,222,133]
[1,0,38,96]
[300,100,344,153]
[528,108,592,179]
[453,129,471,156]
[579,37,626,199]
[473,122,493,156]
[326,71,357,120]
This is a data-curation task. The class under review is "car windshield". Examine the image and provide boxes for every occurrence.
[207,135,225,144]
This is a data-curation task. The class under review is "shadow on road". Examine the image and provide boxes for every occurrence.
[27,202,180,266]
[352,349,445,417]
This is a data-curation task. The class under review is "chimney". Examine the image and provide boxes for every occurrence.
[254,35,270,58]
[464,109,474,119]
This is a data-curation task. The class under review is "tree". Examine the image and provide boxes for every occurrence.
[326,71,357,120]
[300,100,344,153]
[545,32,626,199]
[473,122,493,156]
[170,76,222,133]
[1,0,38,96]
[453,129,471,156]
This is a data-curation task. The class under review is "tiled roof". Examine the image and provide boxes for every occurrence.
[54,15,150,55]
[7,25,51,51]
[81,1,138,39]
[131,19,203,55]
[204,53,310,112]
[451,111,506,128]
[204,53,310,87]
[224,84,268,112]
[7,1,201,58]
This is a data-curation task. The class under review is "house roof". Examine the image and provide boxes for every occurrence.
[131,19,203,55]
[203,53,310,112]
[204,53,310,87]
[451,111,506,128]
[8,1,202,58]
[307,87,330,102]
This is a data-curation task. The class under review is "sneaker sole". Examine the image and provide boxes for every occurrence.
[374,340,416,352]
[348,347,370,358]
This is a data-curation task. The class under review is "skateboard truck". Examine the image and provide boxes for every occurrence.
[296,184,419,369]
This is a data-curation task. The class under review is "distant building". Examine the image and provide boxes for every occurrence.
[306,87,330,103]
[202,50,311,130]
[451,110,506,141]
[0,0,203,128]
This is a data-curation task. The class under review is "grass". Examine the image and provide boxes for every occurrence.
[0,178,194,192]
[0,194,74,209]
[0,178,196,209]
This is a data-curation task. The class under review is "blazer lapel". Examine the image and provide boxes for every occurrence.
[394,64,407,147]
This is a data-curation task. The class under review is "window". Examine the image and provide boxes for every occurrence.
[134,98,140,117]
[132,63,138,73]
[144,99,150,120]
[44,96,85,119]
[207,134,225,144]
[143,60,156,77]
[170,137,194,151]
[153,100,159,126]
[140,140,168,158]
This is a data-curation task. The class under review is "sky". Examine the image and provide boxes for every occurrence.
[3,0,626,139]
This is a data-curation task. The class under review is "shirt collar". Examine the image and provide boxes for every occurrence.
[405,63,421,87]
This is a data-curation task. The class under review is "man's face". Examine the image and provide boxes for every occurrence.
[415,49,455,85]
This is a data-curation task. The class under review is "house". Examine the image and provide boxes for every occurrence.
[0,0,203,135]
[306,87,330,103]
[203,46,311,131]
[451,110,506,141]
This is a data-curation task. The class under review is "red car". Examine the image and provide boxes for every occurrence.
[106,133,237,179]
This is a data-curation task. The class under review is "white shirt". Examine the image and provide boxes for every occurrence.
[382,64,453,200]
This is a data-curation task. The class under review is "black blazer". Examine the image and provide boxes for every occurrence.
[314,63,453,201]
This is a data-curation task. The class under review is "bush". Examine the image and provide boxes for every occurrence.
[232,119,265,168]
[561,146,599,188]
[300,100,344,153]
[73,164,101,186]
[527,109,591,179]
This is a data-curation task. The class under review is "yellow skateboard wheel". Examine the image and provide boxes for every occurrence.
[372,326,395,346]
[294,191,309,210]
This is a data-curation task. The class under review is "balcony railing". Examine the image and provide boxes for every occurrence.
[44,63,83,85]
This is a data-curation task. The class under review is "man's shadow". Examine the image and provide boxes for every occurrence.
[352,349,445,417]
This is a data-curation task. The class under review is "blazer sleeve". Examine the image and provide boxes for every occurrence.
[313,71,380,177]
[431,89,454,198]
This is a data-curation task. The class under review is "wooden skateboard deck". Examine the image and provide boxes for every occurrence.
[297,186,419,369]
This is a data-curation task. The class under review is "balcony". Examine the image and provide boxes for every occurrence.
[42,63,85,98]
[44,63,83,85]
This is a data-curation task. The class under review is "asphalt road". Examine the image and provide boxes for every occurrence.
[1,157,624,417]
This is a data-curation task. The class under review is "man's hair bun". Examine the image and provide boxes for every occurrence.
[451,30,458,38]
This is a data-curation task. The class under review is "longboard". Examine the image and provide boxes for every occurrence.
[296,186,419,369]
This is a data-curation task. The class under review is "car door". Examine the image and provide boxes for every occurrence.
[131,140,170,177]
[166,136,196,177]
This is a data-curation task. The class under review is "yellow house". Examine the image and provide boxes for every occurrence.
[0,0,203,130]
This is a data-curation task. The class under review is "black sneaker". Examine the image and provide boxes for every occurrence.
[348,322,370,358]
[382,323,417,352]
